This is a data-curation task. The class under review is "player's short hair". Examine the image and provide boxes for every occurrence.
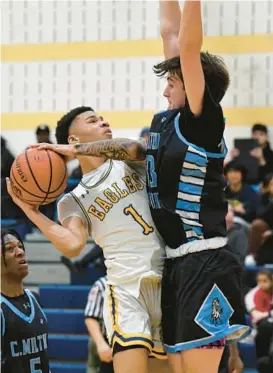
[1,229,25,265]
[153,52,230,103]
[56,106,94,144]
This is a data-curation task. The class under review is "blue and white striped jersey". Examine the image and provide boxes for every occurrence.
[146,87,228,254]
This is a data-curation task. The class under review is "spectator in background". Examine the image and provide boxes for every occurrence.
[139,127,149,143]
[1,136,15,179]
[35,124,52,144]
[251,124,273,182]
[224,161,260,226]
[247,203,273,266]
[1,137,26,221]
[225,204,248,266]
[245,270,273,373]
[246,269,273,373]
[231,124,273,183]
[85,276,114,373]
[260,173,273,214]
[245,270,273,326]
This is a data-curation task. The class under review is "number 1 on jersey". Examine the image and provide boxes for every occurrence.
[124,205,154,235]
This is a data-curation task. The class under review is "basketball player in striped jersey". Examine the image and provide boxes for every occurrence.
[1,229,50,373]
[7,107,169,373]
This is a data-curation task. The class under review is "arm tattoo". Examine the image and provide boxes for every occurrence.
[75,138,147,162]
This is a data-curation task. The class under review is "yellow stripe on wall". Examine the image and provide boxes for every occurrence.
[2,34,273,62]
[1,107,272,130]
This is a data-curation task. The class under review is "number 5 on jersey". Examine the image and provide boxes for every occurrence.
[124,205,154,235]
[30,357,42,373]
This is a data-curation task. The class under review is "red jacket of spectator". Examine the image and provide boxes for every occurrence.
[245,286,273,315]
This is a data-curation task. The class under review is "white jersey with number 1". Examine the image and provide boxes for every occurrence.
[58,159,164,297]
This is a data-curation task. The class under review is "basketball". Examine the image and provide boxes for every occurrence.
[10,148,68,205]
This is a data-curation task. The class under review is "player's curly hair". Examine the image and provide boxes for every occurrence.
[55,106,94,144]
[1,229,25,265]
[153,52,230,103]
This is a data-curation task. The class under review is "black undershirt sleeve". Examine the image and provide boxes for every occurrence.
[179,85,225,153]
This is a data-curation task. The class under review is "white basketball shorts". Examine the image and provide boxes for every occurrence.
[103,277,166,359]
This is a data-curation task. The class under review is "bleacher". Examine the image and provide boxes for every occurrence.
[42,286,90,373]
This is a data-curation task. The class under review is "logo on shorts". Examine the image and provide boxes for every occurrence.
[195,284,234,336]
[210,298,223,325]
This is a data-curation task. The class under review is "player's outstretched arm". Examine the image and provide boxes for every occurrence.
[159,0,181,59]
[6,178,88,257]
[31,138,147,162]
[75,138,146,161]
[179,0,205,116]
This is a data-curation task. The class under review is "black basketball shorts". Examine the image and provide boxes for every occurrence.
[161,246,251,353]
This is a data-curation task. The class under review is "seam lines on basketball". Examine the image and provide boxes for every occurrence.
[24,149,67,195]
[25,148,48,194]
[40,150,53,205]
[70,192,92,235]
[11,168,49,199]
[50,158,67,193]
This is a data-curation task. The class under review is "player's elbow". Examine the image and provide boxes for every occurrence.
[160,26,178,40]
[59,239,85,258]
[64,244,84,258]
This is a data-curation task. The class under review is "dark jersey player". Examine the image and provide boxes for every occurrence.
[1,229,50,373]
[145,2,250,372]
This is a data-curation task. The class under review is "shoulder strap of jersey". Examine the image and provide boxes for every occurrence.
[26,289,48,322]
[1,290,36,324]
[1,309,5,336]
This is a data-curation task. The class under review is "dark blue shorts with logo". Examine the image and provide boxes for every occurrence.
[161,246,251,353]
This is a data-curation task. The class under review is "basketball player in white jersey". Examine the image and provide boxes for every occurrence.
[6,106,169,373]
